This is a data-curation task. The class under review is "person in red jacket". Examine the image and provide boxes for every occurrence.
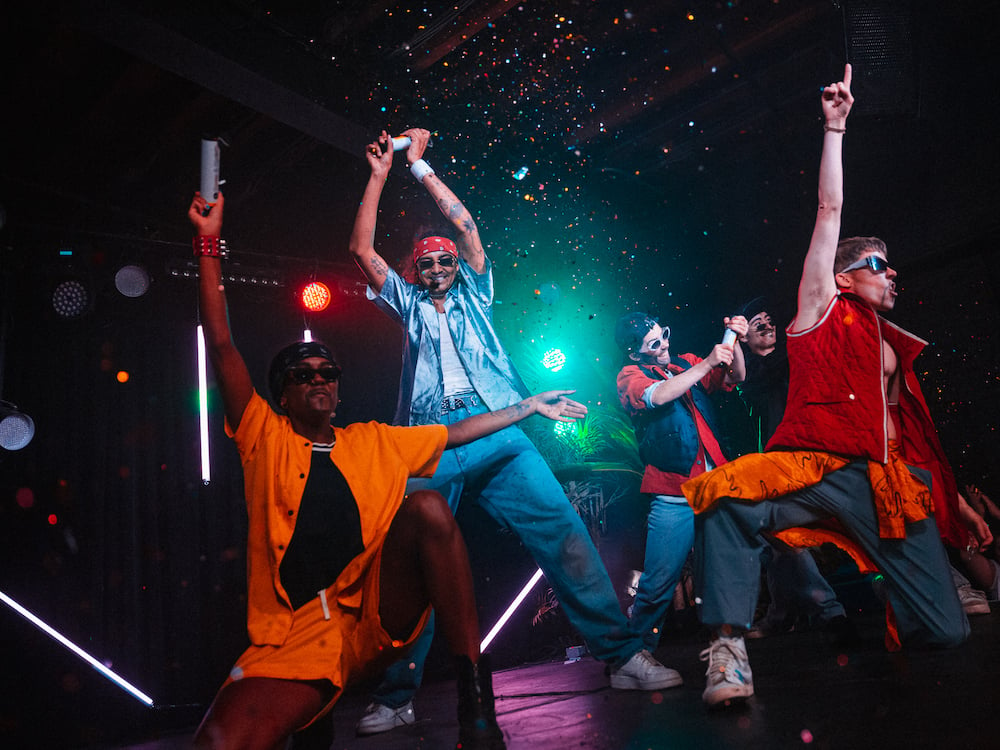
[614,312,745,655]
[683,64,988,708]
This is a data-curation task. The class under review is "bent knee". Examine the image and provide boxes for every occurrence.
[399,489,457,532]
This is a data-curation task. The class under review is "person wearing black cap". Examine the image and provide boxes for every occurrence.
[732,297,785,454]
[730,297,853,641]
[614,311,747,655]
[187,191,588,750]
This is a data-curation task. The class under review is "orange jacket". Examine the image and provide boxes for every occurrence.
[227,391,448,646]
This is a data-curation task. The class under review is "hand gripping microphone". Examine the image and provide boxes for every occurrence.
[721,328,738,347]
[391,135,433,151]
[200,138,221,206]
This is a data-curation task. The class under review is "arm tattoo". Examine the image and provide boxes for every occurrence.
[447,202,465,221]
[499,402,531,419]
[369,256,388,275]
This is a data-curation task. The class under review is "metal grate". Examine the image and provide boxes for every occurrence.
[845,0,918,116]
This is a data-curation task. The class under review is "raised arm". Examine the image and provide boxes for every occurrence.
[445,391,587,448]
[723,315,749,386]
[793,63,854,331]
[188,193,254,430]
[348,130,395,294]
[404,128,487,273]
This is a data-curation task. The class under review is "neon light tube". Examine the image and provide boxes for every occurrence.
[0,590,154,706]
[197,325,211,484]
[480,567,544,653]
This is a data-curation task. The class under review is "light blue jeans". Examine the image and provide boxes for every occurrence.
[628,495,695,652]
[373,402,639,708]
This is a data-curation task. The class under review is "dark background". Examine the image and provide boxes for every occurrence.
[1,1,998,746]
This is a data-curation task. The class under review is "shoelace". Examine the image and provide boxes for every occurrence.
[634,650,658,673]
[699,641,742,681]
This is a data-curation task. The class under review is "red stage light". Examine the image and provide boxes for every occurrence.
[301,282,331,312]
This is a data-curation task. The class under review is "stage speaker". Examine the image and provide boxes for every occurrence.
[843,0,917,117]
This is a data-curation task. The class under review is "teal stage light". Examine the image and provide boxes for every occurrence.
[554,420,578,438]
[542,348,566,372]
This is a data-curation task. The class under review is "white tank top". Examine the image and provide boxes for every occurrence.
[439,311,475,395]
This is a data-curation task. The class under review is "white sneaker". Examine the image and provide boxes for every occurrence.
[355,700,416,736]
[957,584,991,615]
[700,636,754,707]
[609,649,683,690]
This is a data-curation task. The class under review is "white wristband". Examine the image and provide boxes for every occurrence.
[410,159,434,183]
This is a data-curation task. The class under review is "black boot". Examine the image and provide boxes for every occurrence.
[455,653,506,750]
[288,712,333,749]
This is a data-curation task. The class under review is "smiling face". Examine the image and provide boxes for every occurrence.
[278,356,341,420]
[742,311,777,357]
[835,250,898,312]
[631,322,672,366]
[415,250,459,297]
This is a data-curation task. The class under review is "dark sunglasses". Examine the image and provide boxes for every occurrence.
[285,365,342,385]
[416,255,457,271]
[752,319,773,332]
[841,255,889,274]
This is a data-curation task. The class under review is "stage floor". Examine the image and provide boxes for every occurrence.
[109,607,998,750]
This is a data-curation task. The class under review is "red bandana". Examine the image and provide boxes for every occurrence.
[412,236,458,264]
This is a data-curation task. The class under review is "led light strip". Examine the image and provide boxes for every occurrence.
[197,325,211,484]
[480,567,544,653]
[0,590,154,706]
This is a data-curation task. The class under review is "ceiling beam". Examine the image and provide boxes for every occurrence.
[64,1,369,157]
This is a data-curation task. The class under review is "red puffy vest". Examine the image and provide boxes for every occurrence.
[768,293,964,547]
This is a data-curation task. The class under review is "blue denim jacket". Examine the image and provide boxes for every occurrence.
[367,257,530,426]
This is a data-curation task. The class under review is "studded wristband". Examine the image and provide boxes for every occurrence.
[193,236,228,258]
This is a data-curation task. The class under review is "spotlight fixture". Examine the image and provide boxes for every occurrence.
[51,279,91,318]
[0,400,34,450]
[114,264,151,298]
[301,281,331,312]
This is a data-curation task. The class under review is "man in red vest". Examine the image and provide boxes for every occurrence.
[683,64,980,708]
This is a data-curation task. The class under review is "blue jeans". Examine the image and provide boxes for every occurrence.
[695,461,968,647]
[373,402,639,708]
[628,495,694,652]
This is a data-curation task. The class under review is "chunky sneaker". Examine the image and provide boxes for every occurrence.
[609,649,683,690]
[957,584,991,615]
[355,700,416,736]
[700,635,754,707]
